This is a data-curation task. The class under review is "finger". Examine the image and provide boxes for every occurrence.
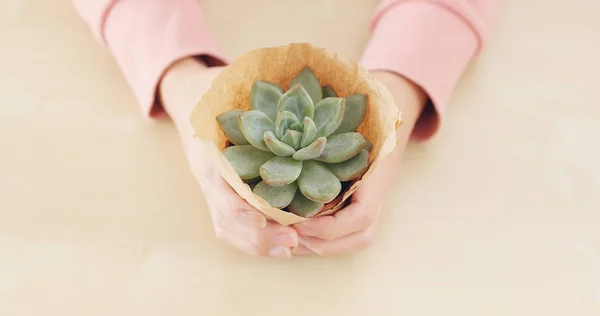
[293,201,380,240]
[214,225,259,256]
[215,225,291,258]
[254,222,298,257]
[245,221,299,250]
[297,225,376,256]
[291,243,315,255]
[205,191,267,230]
[234,209,267,229]
[187,140,297,257]
[216,220,298,258]
[204,172,267,229]
[205,176,298,257]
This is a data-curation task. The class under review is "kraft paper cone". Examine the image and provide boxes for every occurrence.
[190,43,401,226]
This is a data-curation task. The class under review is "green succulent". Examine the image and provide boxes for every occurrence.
[217,66,370,217]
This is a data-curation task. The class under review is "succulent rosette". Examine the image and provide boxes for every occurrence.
[189,43,400,225]
[217,67,371,217]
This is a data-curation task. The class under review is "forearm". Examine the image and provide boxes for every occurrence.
[159,57,212,150]
[372,71,427,141]
[362,0,500,140]
[71,0,227,119]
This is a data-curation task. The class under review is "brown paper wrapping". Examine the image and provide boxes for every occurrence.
[189,43,401,226]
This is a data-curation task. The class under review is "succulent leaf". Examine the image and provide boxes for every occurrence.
[313,97,345,138]
[301,117,317,148]
[264,131,296,156]
[253,181,297,209]
[223,145,275,180]
[317,132,366,163]
[277,84,314,121]
[238,110,275,152]
[216,110,249,146]
[291,66,323,104]
[297,160,341,203]
[250,80,283,121]
[333,94,367,134]
[288,190,324,217]
[326,149,369,181]
[289,122,304,132]
[260,156,303,186]
[322,85,337,98]
[292,137,326,160]
[365,138,373,152]
[218,70,373,213]
[281,130,303,150]
[275,111,300,139]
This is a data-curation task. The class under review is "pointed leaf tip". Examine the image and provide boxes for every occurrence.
[275,111,300,139]
[238,110,275,152]
[289,122,304,132]
[291,66,323,104]
[250,80,283,121]
[281,130,303,150]
[216,109,249,145]
[223,145,275,180]
[317,132,366,163]
[259,156,303,186]
[301,116,317,148]
[313,97,345,138]
[264,131,295,156]
[326,149,370,181]
[333,94,367,134]
[277,84,314,121]
[292,137,326,160]
[322,85,337,98]
[365,138,373,152]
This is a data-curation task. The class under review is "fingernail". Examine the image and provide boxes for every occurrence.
[294,223,315,236]
[275,232,298,247]
[269,246,291,258]
[297,235,309,246]
[236,210,266,228]
[292,243,314,255]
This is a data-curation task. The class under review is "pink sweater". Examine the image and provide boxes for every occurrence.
[72,0,498,139]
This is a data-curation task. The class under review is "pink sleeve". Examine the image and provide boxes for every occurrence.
[361,0,500,140]
[71,0,228,118]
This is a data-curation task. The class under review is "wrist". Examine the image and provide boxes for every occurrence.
[159,57,209,138]
[372,71,427,129]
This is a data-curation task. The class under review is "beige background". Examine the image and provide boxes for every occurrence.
[1,0,599,315]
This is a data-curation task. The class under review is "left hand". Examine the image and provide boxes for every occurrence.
[292,71,428,255]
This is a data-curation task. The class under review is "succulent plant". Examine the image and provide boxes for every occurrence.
[217,67,370,217]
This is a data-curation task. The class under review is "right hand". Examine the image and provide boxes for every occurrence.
[160,58,298,258]
[185,139,299,258]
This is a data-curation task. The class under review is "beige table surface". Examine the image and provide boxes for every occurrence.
[1,0,599,315]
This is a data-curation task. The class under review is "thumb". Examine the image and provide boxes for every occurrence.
[185,139,214,180]
[185,138,267,228]
[204,167,268,229]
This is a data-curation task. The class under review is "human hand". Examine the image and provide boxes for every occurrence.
[186,140,299,258]
[160,58,298,258]
[292,71,428,255]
